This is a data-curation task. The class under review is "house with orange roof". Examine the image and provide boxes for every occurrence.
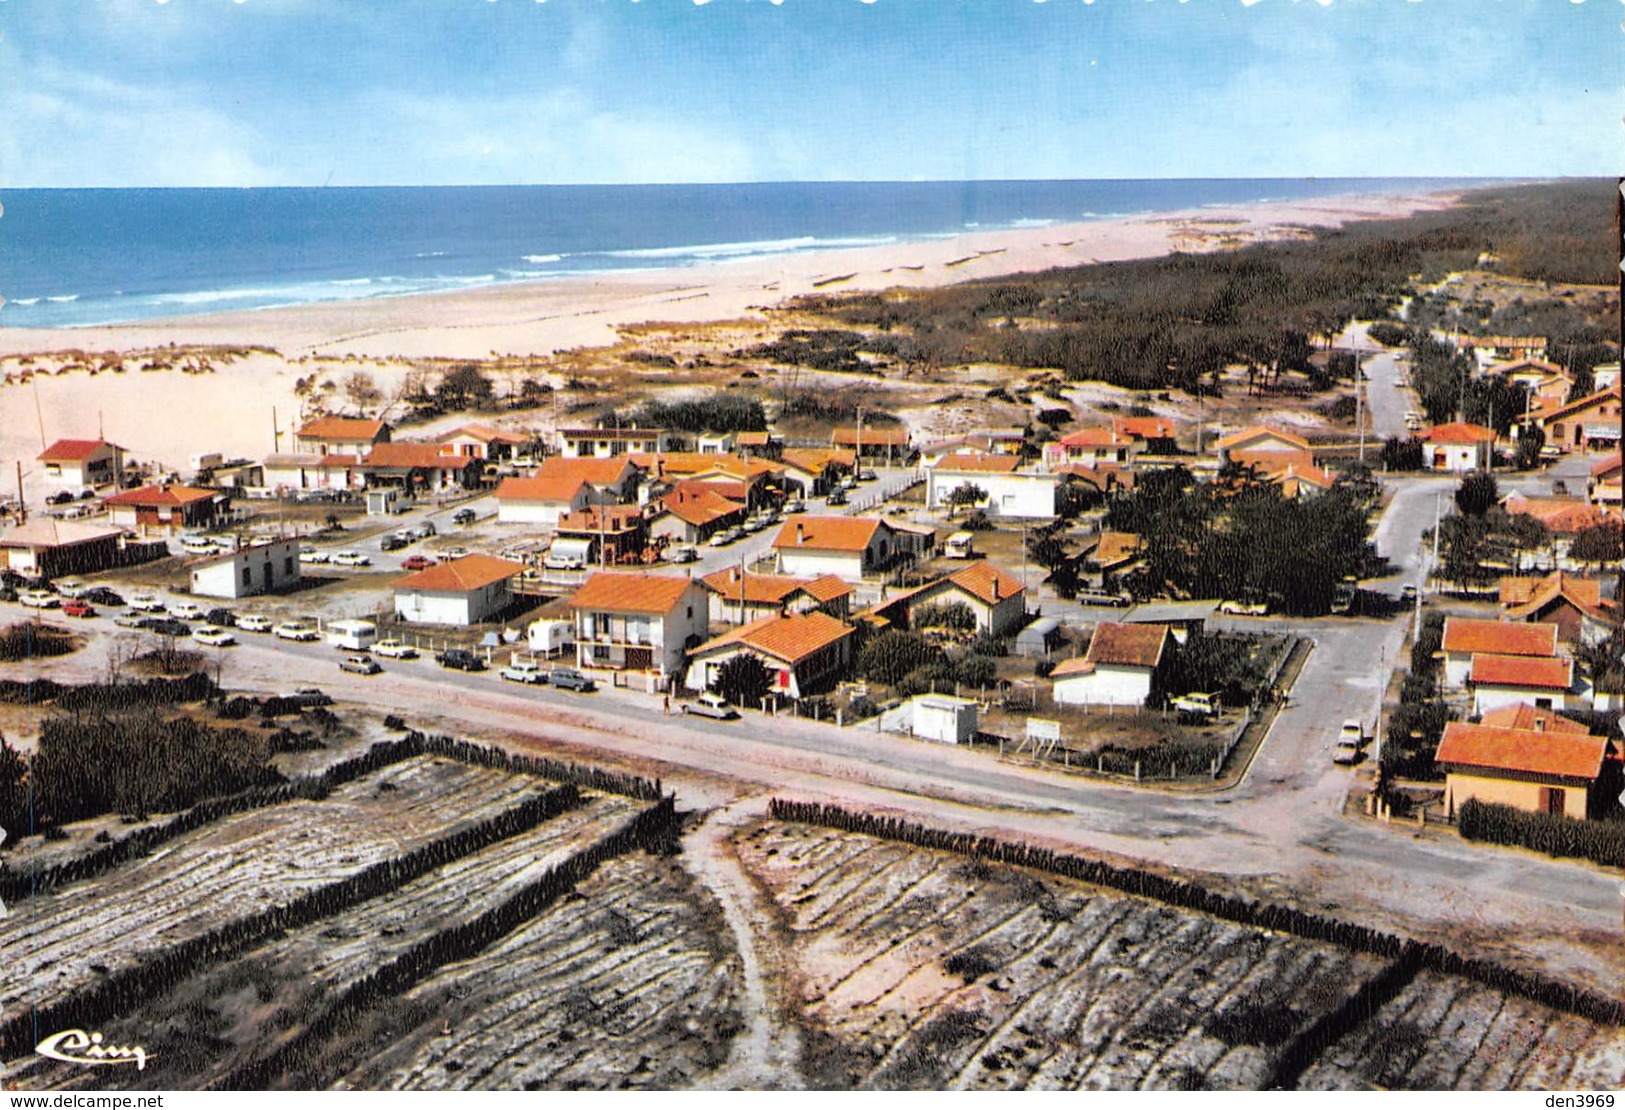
[392,553,524,625]
[1043,427,1137,469]
[1498,571,1616,647]
[831,425,912,463]
[1478,702,1590,735]
[772,516,899,582]
[1469,654,1579,715]
[553,505,648,566]
[1437,719,1617,821]
[918,429,1028,468]
[567,571,710,679]
[360,443,481,494]
[684,610,856,701]
[38,438,125,492]
[872,560,1028,638]
[925,453,1059,519]
[1488,359,1572,411]
[1051,622,1173,708]
[532,456,642,503]
[649,484,748,545]
[1536,385,1622,454]
[777,448,853,497]
[1113,415,1180,445]
[103,484,222,536]
[294,416,391,457]
[434,423,525,462]
[1267,461,1335,500]
[557,425,677,459]
[1439,617,1558,689]
[1421,422,1496,473]
[262,453,362,493]
[1460,335,1548,363]
[0,519,129,578]
[735,430,782,460]
[699,568,854,625]
[1501,492,1604,537]
[1212,426,1312,468]
[1587,452,1621,519]
[494,474,597,526]
[1080,531,1144,590]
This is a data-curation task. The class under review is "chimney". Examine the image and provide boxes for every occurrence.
[796,522,806,545]
[991,576,1000,601]
[730,567,740,583]
[1535,718,1545,732]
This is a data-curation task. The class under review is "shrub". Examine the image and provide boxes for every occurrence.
[954,654,998,689]
[913,601,976,632]
[858,631,943,687]
[1457,799,1625,867]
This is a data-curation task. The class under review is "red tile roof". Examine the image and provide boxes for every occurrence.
[946,561,1026,606]
[779,448,853,476]
[700,569,815,605]
[1469,653,1573,690]
[832,426,910,448]
[694,610,854,665]
[1227,448,1318,476]
[567,571,699,614]
[1213,425,1311,453]
[392,553,523,592]
[1502,493,1604,535]
[772,516,885,553]
[1113,415,1179,441]
[104,484,217,508]
[1589,452,1621,478]
[535,456,638,486]
[1049,657,1096,678]
[1441,617,1557,658]
[364,443,477,469]
[1502,572,1613,624]
[297,416,388,441]
[436,423,525,445]
[801,574,855,602]
[495,475,590,503]
[931,453,1024,473]
[38,438,118,462]
[1423,422,1497,446]
[659,486,746,527]
[1085,622,1170,669]
[1088,531,1145,567]
[1536,384,1621,424]
[1058,427,1132,449]
[1478,703,1590,735]
[1436,721,1610,781]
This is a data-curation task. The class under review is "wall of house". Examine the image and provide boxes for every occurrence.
[1445,771,1587,821]
[190,540,300,599]
[1429,444,1480,472]
[926,471,1058,518]
[778,549,866,583]
[497,500,577,526]
[1053,664,1151,707]
[394,584,510,626]
[1473,684,1575,715]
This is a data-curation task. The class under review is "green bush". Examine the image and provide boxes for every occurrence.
[1458,799,1625,867]
[913,601,976,632]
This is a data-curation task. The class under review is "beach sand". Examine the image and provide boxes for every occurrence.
[0,191,1457,485]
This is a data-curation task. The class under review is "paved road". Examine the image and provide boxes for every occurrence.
[1343,320,1414,444]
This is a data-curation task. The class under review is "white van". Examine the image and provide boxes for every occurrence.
[944,532,976,559]
[325,619,378,652]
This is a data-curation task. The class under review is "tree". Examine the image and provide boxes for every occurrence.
[343,370,383,414]
[1570,521,1624,567]
[437,363,495,410]
[1379,436,1425,471]
[946,482,987,517]
[954,654,998,689]
[857,630,943,687]
[1513,423,1546,470]
[1454,472,1500,517]
[711,653,772,707]
[0,735,28,836]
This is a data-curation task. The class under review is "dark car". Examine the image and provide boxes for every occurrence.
[0,587,16,604]
[46,490,74,506]
[141,617,192,637]
[204,607,237,627]
[289,688,334,708]
[436,648,487,672]
[380,534,410,552]
[548,667,597,692]
[825,487,848,506]
[84,587,125,607]
[453,508,477,526]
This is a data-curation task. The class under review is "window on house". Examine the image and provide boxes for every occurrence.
[242,567,252,586]
[285,557,295,575]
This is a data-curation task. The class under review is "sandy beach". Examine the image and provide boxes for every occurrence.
[0,190,1457,485]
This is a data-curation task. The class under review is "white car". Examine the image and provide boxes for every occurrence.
[167,601,205,620]
[236,613,274,633]
[180,538,220,556]
[129,592,165,612]
[1219,600,1269,617]
[19,589,59,608]
[52,578,88,599]
[113,612,148,629]
[299,549,330,565]
[331,550,371,567]
[372,639,419,660]
[441,545,470,560]
[500,659,547,684]
[707,532,733,547]
[192,625,237,647]
[1338,720,1368,748]
[542,553,584,571]
[274,620,320,642]
[664,544,699,564]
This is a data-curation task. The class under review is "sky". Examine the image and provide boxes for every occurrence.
[0,0,1618,187]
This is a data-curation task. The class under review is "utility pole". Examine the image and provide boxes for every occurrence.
[1355,332,1366,468]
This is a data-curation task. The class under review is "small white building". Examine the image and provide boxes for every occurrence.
[875,560,1027,638]
[1470,654,1580,715]
[189,537,301,599]
[494,475,596,526]
[568,571,710,679]
[1439,618,1559,689]
[925,454,1059,519]
[1421,423,1497,473]
[392,553,524,626]
[771,516,898,583]
[37,439,126,492]
[912,695,980,744]
[1051,622,1172,708]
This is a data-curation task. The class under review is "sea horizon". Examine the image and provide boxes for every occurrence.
[0,176,1506,331]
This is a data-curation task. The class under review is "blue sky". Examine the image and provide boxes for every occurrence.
[0,0,1617,186]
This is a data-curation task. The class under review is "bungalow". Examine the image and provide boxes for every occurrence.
[1421,423,1497,473]
[294,416,391,457]
[772,516,898,582]
[1043,427,1137,469]
[359,443,482,495]
[553,505,648,566]
[1051,622,1172,708]
[832,425,911,463]
[1499,572,1616,646]
[261,453,361,493]
[695,430,737,455]
[1438,720,1617,821]
[873,560,1027,638]
[568,571,710,679]
[1500,493,1604,537]
[392,553,524,626]
[495,474,596,526]
[735,430,782,460]
[778,449,853,497]
[1488,359,1572,411]
[1469,654,1578,715]
[38,439,125,492]
[189,537,301,599]
[919,429,1028,467]
[1268,462,1335,500]
[0,520,127,578]
[633,454,780,510]
[1479,702,1591,734]
[684,611,855,701]
[1588,453,1622,518]
[434,423,525,462]
[700,568,854,625]
[1121,600,1216,646]
[1079,531,1143,590]
[557,426,676,459]
[532,456,642,504]
[925,454,1059,519]
[1536,385,1622,454]
[1113,415,1181,446]
[649,485,748,545]
[1440,617,1558,689]
[1213,426,1313,468]
[1461,335,1548,363]
[104,484,222,536]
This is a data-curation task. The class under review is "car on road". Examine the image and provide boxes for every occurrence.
[52,578,88,599]
[332,550,371,567]
[1332,748,1362,766]
[1400,584,1418,603]
[1076,591,1132,608]
[547,667,596,692]
[1219,599,1269,616]
[142,618,192,637]
[500,658,548,684]
[1338,720,1368,748]
[180,537,220,556]
[436,648,487,672]
[441,545,470,560]
[84,587,125,607]
[61,599,96,618]
[543,552,585,570]
[682,692,740,720]
[19,589,59,608]
[192,625,237,647]
[273,620,320,642]
[129,591,165,612]
[741,515,767,534]
[824,488,848,506]
[167,601,205,620]
[112,612,149,629]
[299,548,330,565]
[400,554,437,571]
[784,499,806,514]
[380,534,410,552]
[663,544,699,564]
[289,688,334,708]
[373,639,419,660]
[204,607,237,627]
[237,614,274,633]
[453,508,478,526]
[707,531,733,547]
[409,523,436,540]
[338,654,382,676]
[857,468,877,482]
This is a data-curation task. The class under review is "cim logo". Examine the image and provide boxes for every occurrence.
[36,1029,152,1071]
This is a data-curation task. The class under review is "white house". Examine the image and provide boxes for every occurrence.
[434,423,525,461]
[557,426,677,459]
[1470,654,1580,715]
[37,439,125,492]
[294,416,391,457]
[494,475,596,526]
[261,453,361,493]
[189,537,301,599]
[1050,622,1172,708]
[392,553,524,626]
[875,560,1027,638]
[1422,423,1498,472]
[1439,618,1559,689]
[684,611,855,700]
[925,454,1059,519]
[568,571,710,679]
[771,516,898,583]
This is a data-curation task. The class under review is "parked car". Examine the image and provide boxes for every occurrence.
[298,548,330,565]
[707,532,733,548]
[441,546,470,560]
[192,625,237,647]
[380,534,410,552]
[180,537,220,556]
[543,552,585,570]
[857,468,877,482]
[1219,599,1269,616]
[372,639,419,660]
[1172,692,1220,722]
[436,648,487,672]
[289,688,334,708]
[129,591,165,612]
[500,658,548,684]
[664,544,699,564]
[236,614,274,633]
[204,607,237,627]
[548,667,596,692]
[273,620,320,642]
[682,692,740,720]
[112,612,149,629]
[400,554,437,571]
[1332,748,1362,766]
[142,618,191,637]
[19,589,59,609]
[52,578,88,599]
[1400,584,1418,603]
[167,601,205,620]
[1338,720,1368,748]
[1076,590,1132,608]
[824,488,847,506]
[61,599,96,618]
[453,508,478,526]
[84,587,125,607]
[339,654,382,676]
[331,550,370,567]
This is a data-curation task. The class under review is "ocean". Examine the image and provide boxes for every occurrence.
[0,178,1494,330]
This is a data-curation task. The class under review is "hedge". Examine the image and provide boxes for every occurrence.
[1458,798,1625,870]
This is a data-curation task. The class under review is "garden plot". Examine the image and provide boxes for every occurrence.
[737,823,1388,1090]
[3,755,550,1017]
[1299,970,1625,1091]
[312,852,742,1091]
[22,794,646,1092]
